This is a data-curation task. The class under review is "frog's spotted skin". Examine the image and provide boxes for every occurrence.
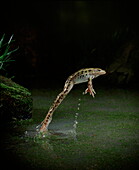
[40,68,106,132]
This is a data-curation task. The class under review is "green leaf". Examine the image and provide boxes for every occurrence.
[7,46,19,56]
[8,34,14,44]
[0,34,5,48]
[0,34,18,70]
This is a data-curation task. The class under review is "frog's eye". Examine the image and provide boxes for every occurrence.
[97,69,101,72]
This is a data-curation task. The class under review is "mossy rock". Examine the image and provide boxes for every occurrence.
[0,76,33,121]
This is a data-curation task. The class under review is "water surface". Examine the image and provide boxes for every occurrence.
[1,87,139,170]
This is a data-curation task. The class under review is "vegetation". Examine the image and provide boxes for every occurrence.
[0,76,32,121]
[0,34,18,71]
[0,34,32,121]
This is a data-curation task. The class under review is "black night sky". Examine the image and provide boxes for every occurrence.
[1,1,139,87]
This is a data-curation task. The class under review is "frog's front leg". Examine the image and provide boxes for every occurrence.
[84,77,96,97]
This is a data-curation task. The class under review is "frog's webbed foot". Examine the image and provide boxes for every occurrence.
[39,122,49,133]
[84,87,96,97]
[83,77,96,98]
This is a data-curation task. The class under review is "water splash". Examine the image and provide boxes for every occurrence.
[72,98,81,140]
[24,124,49,141]
[24,97,82,141]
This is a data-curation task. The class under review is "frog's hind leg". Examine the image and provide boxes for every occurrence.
[39,81,74,133]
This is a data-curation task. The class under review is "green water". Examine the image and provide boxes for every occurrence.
[1,86,139,170]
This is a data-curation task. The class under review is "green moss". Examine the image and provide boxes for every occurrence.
[0,81,30,95]
[0,76,32,120]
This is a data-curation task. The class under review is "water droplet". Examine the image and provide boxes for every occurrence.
[75,120,78,124]
[36,124,40,129]
[36,128,39,132]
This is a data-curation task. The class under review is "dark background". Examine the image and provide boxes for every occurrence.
[1,1,139,88]
[1,2,139,169]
